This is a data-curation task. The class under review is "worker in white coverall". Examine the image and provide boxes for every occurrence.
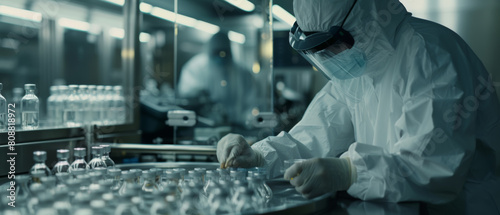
[216,0,500,214]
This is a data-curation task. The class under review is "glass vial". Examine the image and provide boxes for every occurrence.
[100,144,115,169]
[21,84,39,130]
[64,85,81,127]
[30,151,51,177]
[89,146,107,169]
[69,147,90,172]
[52,149,71,174]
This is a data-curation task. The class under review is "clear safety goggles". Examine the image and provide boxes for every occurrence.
[289,0,358,67]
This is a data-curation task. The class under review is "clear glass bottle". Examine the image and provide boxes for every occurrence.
[95,86,106,125]
[40,176,57,192]
[55,172,71,188]
[28,183,45,214]
[186,170,203,185]
[208,188,235,215]
[88,171,103,194]
[129,169,142,185]
[30,151,51,177]
[115,184,142,215]
[52,149,71,174]
[150,189,177,215]
[87,85,100,125]
[141,170,159,193]
[118,171,135,196]
[100,144,115,169]
[108,168,122,193]
[46,86,58,127]
[203,170,219,197]
[179,188,202,215]
[102,86,114,125]
[173,168,186,193]
[21,84,39,130]
[0,83,6,131]
[162,170,181,197]
[34,192,58,215]
[7,175,31,215]
[194,167,207,184]
[216,168,229,182]
[88,146,107,169]
[234,186,258,213]
[69,147,90,172]
[71,192,93,215]
[15,175,31,202]
[78,85,90,125]
[149,168,163,191]
[54,86,68,127]
[11,87,23,127]
[112,85,126,125]
[53,186,72,215]
[64,85,81,127]
[247,173,273,203]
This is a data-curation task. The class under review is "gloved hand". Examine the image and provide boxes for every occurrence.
[284,157,356,199]
[216,133,264,169]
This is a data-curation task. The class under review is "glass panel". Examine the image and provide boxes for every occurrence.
[0,0,135,131]
[139,0,275,146]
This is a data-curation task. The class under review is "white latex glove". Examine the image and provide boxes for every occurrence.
[284,157,356,199]
[216,133,264,169]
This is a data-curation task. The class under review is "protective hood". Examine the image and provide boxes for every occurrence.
[294,0,411,73]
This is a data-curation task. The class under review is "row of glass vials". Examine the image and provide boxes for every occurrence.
[0,84,127,132]
[46,85,126,127]
[3,148,273,215]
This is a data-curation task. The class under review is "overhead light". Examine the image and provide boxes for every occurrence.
[228,31,246,44]
[140,32,151,42]
[176,14,197,27]
[225,0,255,12]
[103,0,124,6]
[139,3,153,13]
[194,20,220,34]
[272,5,295,26]
[109,27,125,38]
[150,7,176,22]
[58,18,91,32]
[0,5,42,22]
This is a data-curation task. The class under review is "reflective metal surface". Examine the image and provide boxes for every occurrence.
[109,143,216,155]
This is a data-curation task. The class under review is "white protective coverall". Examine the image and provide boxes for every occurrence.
[251,0,500,213]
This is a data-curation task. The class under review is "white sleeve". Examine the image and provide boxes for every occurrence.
[252,82,355,178]
[344,88,475,204]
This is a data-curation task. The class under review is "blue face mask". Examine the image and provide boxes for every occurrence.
[320,47,367,80]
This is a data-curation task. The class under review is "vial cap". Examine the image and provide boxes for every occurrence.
[142,170,154,178]
[33,151,47,162]
[56,149,70,159]
[91,146,103,155]
[108,168,122,176]
[68,85,78,90]
[100,144,111,153]
[113,85,122,90]
[24,84,36,90]
[121,171,134,179]
[74,148,86,157]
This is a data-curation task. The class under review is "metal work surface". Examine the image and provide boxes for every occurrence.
[116,162,420,215]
